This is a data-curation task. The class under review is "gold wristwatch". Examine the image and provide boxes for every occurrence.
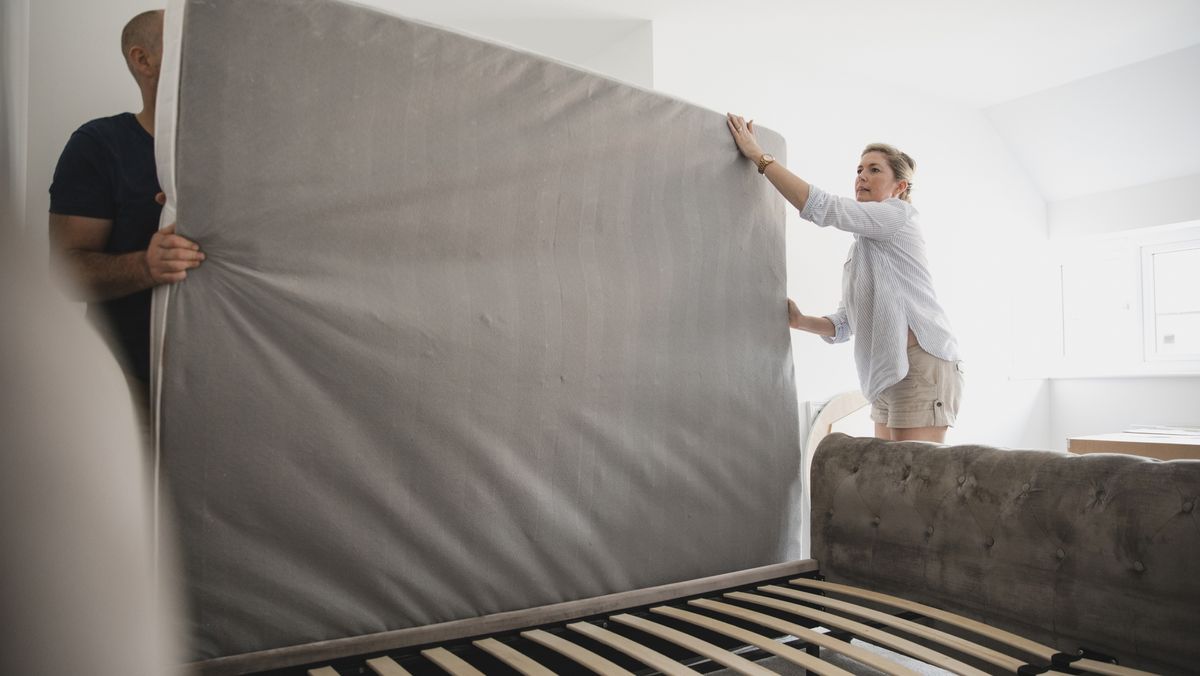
[756,153,776,174]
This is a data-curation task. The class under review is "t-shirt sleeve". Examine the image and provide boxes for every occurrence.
[49,130,115,219]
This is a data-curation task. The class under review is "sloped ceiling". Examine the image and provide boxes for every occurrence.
[362,0,1200,201]
[986,45,1200,202]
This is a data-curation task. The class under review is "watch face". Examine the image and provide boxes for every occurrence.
[762,154,774,162]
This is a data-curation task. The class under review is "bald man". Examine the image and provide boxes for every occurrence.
[49,10,203,395]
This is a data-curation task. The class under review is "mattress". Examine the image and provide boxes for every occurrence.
[152,0,797,660]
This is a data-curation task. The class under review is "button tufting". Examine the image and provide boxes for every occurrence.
[1134,561,1146,573]
[957,475,965,485]
[936,401,943,407]
[1056,548,1066,560]
[1022,482,1031,492]
[851,466,860,474]
[926,526,934,536]
[827,509,834,517]
[1184,500,1195,514]
[984,536,995,547]
[872,516,881,525]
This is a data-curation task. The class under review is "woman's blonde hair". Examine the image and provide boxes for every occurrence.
[862,143,916,202]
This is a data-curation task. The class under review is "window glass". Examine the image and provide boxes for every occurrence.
[1151,246,1200,357]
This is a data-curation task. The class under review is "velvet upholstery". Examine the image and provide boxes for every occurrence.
[811,433,1200,674]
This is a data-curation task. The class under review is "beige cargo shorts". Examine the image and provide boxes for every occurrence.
[871,344,965,428]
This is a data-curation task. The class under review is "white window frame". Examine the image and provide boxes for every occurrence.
[1141,237,1200,363]
[1045,220,1200,378]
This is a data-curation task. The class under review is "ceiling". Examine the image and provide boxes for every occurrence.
[373,0,1200,107]
[365,0,1200,202]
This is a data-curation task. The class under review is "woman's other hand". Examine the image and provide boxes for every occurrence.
[788,298,803,329]
[726,113,764,160]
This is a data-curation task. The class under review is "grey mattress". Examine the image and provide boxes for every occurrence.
[158,0,798,660]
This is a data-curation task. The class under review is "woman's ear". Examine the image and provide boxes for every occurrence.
[893,180,908,198]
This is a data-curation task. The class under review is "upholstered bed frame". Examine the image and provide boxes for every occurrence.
[809,431,1200,675]
[194,409,1198,676]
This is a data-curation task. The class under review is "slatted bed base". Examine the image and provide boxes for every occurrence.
[236,571,1157,676]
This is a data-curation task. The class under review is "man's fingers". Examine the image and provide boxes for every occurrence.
[159,223,176,235]
[163,259,201,272]
[160,233,201,251]
[161,257,202,271]
[160,247,205,262]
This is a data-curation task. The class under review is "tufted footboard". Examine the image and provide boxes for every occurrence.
[810,433,1200,674]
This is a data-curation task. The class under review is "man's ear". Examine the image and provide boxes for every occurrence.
[127,45,151,78]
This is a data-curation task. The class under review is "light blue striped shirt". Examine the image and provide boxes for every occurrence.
[800,185,960,401]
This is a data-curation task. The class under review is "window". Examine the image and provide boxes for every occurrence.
[1050,222,1200,376]
[1143,239,1200,360]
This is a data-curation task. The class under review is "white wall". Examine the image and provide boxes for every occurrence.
[1041,170,1200,450]
[1049,173,1200,238]
[22,0,153,246]
[1049,377,1200,447]
[651,23,1052,451]
[2,0,30,233]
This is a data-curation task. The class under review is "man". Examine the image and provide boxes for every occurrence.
[48,9,203,397]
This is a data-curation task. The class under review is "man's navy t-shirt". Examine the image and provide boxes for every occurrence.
[50,112,162,383]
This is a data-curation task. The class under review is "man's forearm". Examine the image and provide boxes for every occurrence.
[60,249,154,301]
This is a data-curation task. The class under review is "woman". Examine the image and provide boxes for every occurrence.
[726,113,963,442]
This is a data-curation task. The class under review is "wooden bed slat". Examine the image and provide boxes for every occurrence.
[1073,660,1160,676]
[728,591,988,676]
[522,628,634,675]
[760,584,1024,671]
[787,579,1157,676]
[307,668,340,676]
[610,613,776,676]
[365,655,412,675]
[789,577,1051,659]
[473,638,555,676]
[567,621,700,676]
[690,599,921,676]
[420,647,486,676]
[651,605,854,676]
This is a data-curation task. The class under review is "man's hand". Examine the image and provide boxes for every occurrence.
[144,192,204,284]
[145,223,204,284]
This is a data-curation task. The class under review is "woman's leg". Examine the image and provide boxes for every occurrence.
[891,426,947,443]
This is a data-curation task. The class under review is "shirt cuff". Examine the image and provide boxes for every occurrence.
[821,313,850,344]
[799,184,826,222]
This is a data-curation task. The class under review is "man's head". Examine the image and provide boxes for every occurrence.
[121,10,165,89]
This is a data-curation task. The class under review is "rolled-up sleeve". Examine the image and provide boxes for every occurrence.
[800,184,908,240]
[822,300,851,344]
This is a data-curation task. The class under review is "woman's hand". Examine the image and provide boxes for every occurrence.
[787,298,803,330]
[726,113,764,160]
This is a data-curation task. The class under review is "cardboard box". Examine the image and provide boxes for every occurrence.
[1068,433,1200,460]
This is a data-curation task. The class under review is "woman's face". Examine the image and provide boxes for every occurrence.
[855,151,906,202]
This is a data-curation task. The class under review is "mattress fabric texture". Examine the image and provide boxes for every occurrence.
[158,0,798,659]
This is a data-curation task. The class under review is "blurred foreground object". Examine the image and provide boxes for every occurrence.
[0,231,179,675]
